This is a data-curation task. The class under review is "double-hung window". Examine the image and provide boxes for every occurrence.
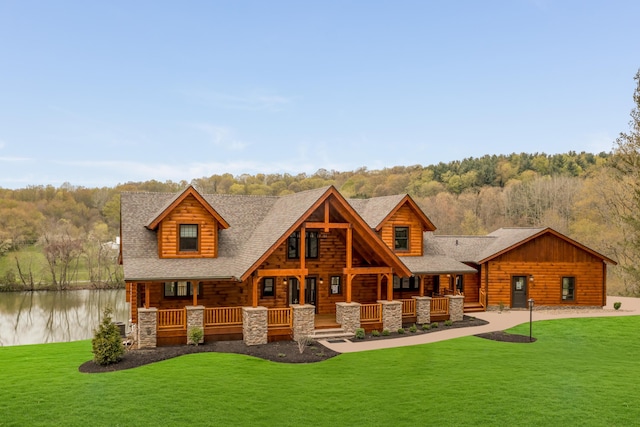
[179,224,198,252]
[394,226,409,251]
[164,281,200,298]
[262,277,275,298]
[562,277,575,301]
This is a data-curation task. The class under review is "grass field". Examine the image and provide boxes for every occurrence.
[1,316,639,426]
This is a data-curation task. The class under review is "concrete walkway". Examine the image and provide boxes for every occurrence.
[320,296,640,353]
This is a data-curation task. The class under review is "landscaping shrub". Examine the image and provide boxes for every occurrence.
[409,324,417,333]
[382,329,390,336]
[444,320,453,327]
[371,330,380,337]
[91,307,125,366]
[397,328,405,334]
[188,327,204,346]
[355,328,365,339]
[431,322,439,328]
[422,324,431,331]
[614,302,622,310]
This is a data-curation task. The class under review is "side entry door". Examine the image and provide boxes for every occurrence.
[511,276,528,308]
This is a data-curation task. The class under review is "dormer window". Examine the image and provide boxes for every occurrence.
[394,226,409,251]
[179,224,198,251]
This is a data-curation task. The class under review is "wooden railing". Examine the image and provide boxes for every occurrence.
[479,289,487,309]
[360,303,382,323]
[268,308,292,328]
[431,297,449,315]
[157,308,186,330]
[401,299,416,317]
[205,307,243,327]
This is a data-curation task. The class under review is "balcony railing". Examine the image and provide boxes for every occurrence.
[360,303,382,323]
[479,289,487,309]
[205,307,243,327]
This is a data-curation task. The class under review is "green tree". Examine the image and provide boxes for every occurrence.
[92,307,125,365]
[611,69,640,294]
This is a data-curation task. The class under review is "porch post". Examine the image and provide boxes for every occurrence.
[144,282,150,309]
[252,276,259,308]
[299,227,306,305]
[447,295,465,322]
[414,296,432,324]
[378,300,402,332]
[386,273,393,302]
[292,304,315,341]
[419,275,424,297]
[377,275,382,301]
[346,274,353,303]
[336,302,361,334]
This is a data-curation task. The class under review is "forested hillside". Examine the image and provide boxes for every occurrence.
[2,150,631,293]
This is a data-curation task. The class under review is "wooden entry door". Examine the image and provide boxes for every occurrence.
[289,278,317,308]
[511,276,528,308]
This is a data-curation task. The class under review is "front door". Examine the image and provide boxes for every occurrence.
[511,276,528,308]
[288,278,317,309]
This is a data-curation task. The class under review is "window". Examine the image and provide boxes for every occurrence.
[456,275,464,293]
[330,276,342,295]
[393,275,417,290]
[262,277,275,298]
[179,224,198,252]
[164,281,200,298]
[562,277,575,301]
[394,226,409,251]
[287,231,319,259]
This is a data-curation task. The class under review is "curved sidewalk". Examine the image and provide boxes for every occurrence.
[320,296,640,353]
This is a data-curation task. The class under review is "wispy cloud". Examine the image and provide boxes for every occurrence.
[185,89,294,112]
[185,123,247,150]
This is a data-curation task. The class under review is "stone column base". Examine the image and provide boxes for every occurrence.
[447,295,465,322]
[378,300,402,332]
[137,307,158,349]
[292,304,315,341]
[242,306,268,346]
[336,302,361,333]
[186,305,205,345]
[413,296,432,324]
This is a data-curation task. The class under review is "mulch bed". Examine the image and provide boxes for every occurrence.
[79,316,531,374]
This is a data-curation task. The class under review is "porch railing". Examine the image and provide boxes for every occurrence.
[360,303,382,323]
[205,307,243,327]
[158,308,186,330]
[431,297,449,315]
[479,289,487,309]
[401,299,416,317]
[268,308,292,328]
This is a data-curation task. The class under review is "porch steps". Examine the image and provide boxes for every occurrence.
[309,327,354,341]
[464,303,485,313]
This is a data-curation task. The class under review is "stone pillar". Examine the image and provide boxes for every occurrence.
[448,295,465,322]
[242,306,268,346]
[292,304,315,341]
[186,305,205,345]
[335,302,361,333]
[378,300,402,332]
[414,296,432,325]
[137,307,157,349]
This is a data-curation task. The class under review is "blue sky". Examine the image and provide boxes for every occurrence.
[1,1,639,189]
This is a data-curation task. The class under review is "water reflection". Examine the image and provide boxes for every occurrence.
[0,289,129,346]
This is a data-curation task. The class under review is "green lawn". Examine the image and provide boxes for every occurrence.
[1,316,639,426]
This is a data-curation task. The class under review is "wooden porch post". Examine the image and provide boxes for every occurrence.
[299,228,306,305]
[346,226,353,304]
[252,276,259,308]
[144,282,150,309]
[193,281,198,306]
[419,275,424,297]
[377,275,382,301]
[387,273,393,301]
[346,274,353,303]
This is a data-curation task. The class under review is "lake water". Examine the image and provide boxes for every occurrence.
[0,289,129,347]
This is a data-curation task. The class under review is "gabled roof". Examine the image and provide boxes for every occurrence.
[431,227,617,265]
[349,194,436,231]
[146,185,229,230]
[121,185,412,282]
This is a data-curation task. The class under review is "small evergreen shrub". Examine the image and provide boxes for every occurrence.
[188,327,204,346]
[614,302,622,310]
[409,324,417,333]
[422,324,431,331]
[397,328,405,334]
[355,328,366,339]
[382,329,390,336]
[444,320,453,327]
[431,322,439,328]
[371,329,380,337]
[91,307,125,366]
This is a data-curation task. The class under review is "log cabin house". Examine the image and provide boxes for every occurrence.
[120,185,615,347]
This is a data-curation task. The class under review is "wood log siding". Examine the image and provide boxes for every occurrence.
[158,194,219,258]
[486,261,605,307]
[379,204,424,256]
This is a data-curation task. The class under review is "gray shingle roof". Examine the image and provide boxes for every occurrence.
[347,194,406,228]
